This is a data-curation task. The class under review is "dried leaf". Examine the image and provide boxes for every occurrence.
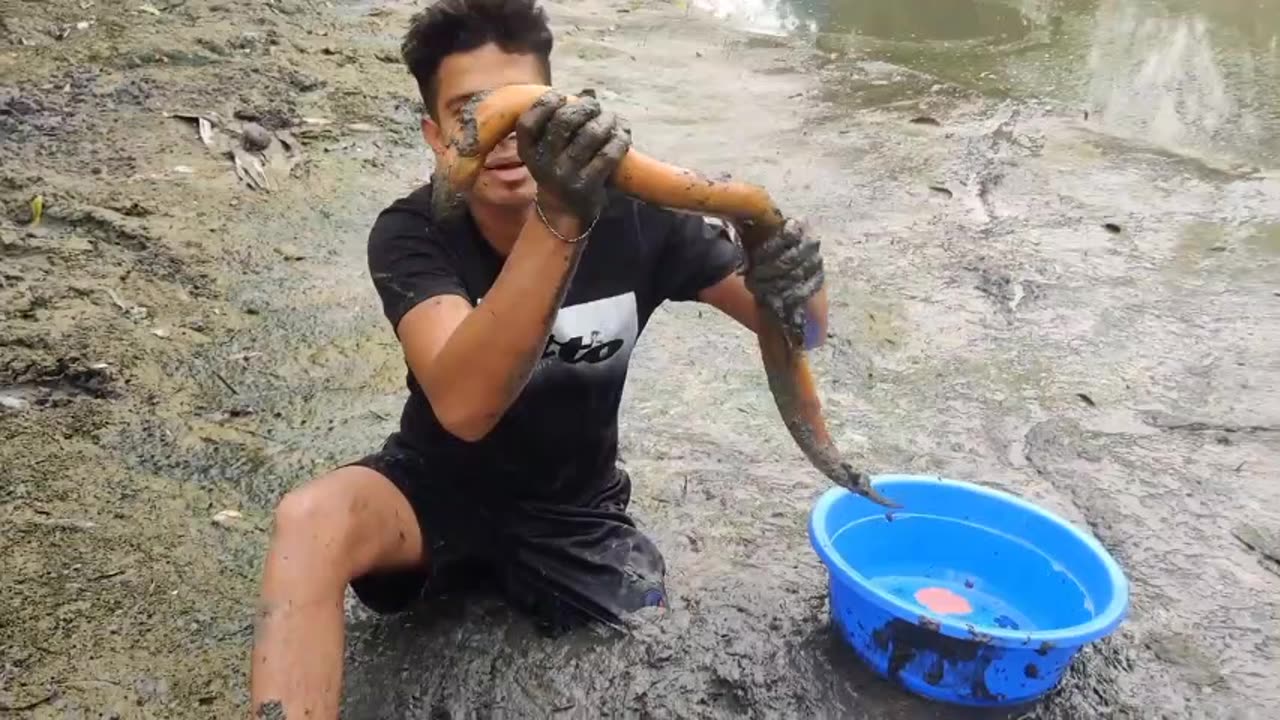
[276,130,301,153]
[198,117,215,147]
[212,509,247,528]
[264,129,304,179]
[105,288,130,311]
[274,244,306,260]
[1,395,29,411]
[232,146,271,191]
[166,110,225,125]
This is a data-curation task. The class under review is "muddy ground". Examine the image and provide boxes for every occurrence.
[2,0,1278,717]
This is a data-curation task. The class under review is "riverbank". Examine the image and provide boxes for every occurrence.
[2,0,1277,718]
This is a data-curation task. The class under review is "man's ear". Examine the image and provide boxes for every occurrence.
[422,115,445,156]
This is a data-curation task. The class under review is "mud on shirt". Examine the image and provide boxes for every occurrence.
[366,183,742,506]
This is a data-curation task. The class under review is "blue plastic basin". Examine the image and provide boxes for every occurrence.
[808,475,1129,707]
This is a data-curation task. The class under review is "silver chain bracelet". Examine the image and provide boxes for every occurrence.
[534,197,600,244]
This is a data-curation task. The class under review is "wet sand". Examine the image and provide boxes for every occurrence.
[2,0,1278,718]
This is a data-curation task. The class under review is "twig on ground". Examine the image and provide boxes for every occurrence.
[0,689,58,712]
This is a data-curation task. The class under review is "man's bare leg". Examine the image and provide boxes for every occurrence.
[249,466,425,719]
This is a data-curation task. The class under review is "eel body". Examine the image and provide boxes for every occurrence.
[437,84,897,508]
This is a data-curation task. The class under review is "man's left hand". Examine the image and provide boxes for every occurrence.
[743,217,826,349]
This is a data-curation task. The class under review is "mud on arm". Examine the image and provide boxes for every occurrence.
[398,91,632,442]
[397,223,584,441]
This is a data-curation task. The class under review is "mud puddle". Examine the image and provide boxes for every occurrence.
[3,0,1279,718]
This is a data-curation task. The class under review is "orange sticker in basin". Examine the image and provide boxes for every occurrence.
[915,587,973,615]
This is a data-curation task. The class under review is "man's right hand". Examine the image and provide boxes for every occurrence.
[516,91,632,222]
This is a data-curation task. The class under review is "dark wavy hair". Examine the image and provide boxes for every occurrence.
[401,0,554,120]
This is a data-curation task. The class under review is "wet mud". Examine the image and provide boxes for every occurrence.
[3,0,1279,718]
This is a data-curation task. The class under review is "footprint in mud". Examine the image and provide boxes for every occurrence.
[1145,632,1224,688]
[966,263,1045,316]
[0,361,116,408]
[1022,417,1103,476]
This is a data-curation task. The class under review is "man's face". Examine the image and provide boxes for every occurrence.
[424,43,547,210]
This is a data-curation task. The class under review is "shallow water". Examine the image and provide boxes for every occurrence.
[699,0,1280,167]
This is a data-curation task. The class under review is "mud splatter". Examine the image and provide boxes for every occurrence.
[254,700,286,720]
[871,617,1002,703]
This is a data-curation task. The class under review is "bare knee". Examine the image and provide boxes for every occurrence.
[268,485,361,583]
[267,469,421,580]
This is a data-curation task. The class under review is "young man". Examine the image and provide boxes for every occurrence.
[248,1,826,717]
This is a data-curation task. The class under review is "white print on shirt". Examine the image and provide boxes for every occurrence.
[475,292,640,382]
[536,292,639,379]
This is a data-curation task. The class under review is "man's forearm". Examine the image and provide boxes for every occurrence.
[422,213,585,441]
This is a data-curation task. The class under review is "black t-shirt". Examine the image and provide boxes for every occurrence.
[366,183,742,505]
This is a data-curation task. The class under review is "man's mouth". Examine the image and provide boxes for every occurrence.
[484,157,524,171]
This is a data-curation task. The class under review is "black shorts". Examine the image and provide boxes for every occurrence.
[344,434,667,633]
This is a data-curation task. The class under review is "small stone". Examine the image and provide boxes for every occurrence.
[1,395,29,411]
[274,244,306,261]
[212,509,246,528]
[151,327,171,338]
[134,676,171,705]
[241,122,273,152]
[287,71,324,92]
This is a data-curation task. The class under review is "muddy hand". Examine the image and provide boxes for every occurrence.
[836,462,900,509]
[516,91,632,221]
[744,217,825,350]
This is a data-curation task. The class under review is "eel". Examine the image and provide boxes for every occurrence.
[434,84,898,508]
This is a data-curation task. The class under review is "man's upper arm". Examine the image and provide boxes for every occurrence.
[695,271,761,334]
[367,208,472,371]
